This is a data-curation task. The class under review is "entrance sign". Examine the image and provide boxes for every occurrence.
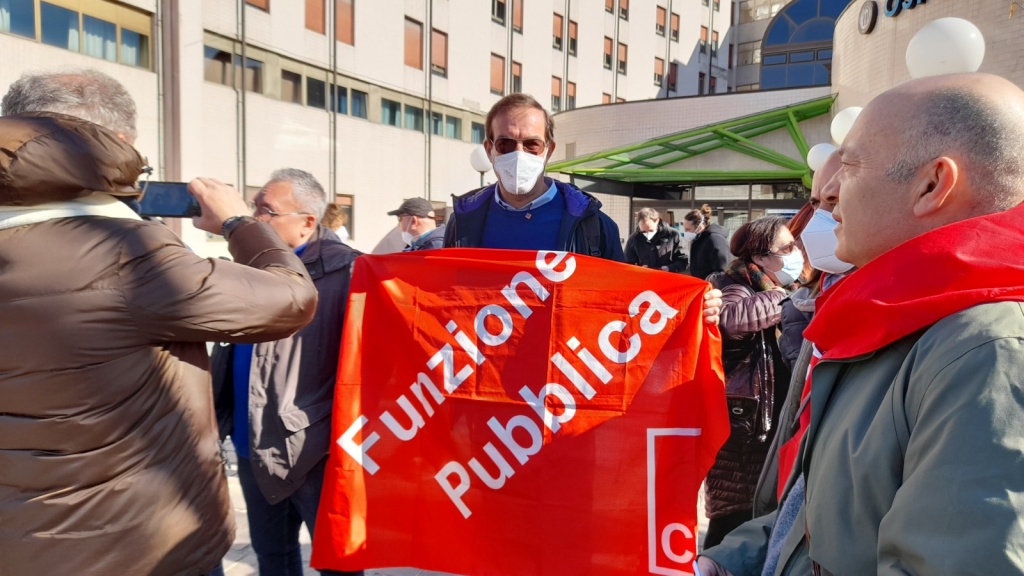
[312,249,729,576]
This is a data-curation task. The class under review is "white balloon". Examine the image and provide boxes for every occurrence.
[830,107,862,146]
[806,143,837,172]
[469,145,492,173]
[906,18,985,79]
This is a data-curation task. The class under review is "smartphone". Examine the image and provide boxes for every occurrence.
[138,181,201,218]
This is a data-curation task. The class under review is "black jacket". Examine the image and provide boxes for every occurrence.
[624,222,688,272]
[689,223,731,281]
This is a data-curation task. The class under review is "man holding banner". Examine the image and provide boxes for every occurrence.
[443,94,624,261]
[311,246,731,575]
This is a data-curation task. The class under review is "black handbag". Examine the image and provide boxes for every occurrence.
[722,329,775,441]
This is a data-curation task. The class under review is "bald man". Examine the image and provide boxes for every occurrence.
[699,73,1024,575]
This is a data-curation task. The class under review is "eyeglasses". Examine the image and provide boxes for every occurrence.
[768,242,798,257]
[248,202,309,220]
[490,136,548,155]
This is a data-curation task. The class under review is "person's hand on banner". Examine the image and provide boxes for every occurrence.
[703,288,723,326]
[695,556,735,576]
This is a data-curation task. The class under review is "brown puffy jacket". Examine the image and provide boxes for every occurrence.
[0,113,318,575]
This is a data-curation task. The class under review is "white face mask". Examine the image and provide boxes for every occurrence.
[800,208,854,274]
[682,231,697,242]
[401,230,414,245]
[492,150,546,196]
[642,231,656,241]
[774,250,805,286]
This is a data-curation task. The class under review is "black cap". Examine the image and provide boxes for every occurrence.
[387,197,435,217]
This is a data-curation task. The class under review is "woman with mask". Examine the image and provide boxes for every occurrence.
[684,204,731,281]
[701,216,798,549]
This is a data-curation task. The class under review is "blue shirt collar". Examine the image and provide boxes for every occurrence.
[493,179,557,212]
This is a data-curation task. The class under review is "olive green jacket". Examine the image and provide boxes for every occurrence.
[704,301,1024,575]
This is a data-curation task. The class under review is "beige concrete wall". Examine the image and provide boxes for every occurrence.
[832,0,1019,111]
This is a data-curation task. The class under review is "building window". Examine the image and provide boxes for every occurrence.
[668,62,678,91]
[201,46,262,93]
[83,16,116,61]
[617,42,627,75]
[702,0,709,6]
[512,0,522,32]
[41,3,80,52]
[246,0,269,10]
[656,6,666,36]
[551,76,562,113]
[567,81,576,110]
[654,57,664,86]
[306,77,326,109]
[700,26,708,53]
[471,121,486,144]
[712,30,719,58]
[330,84,347,113]
[602,93,611,104]
[203,47,233,86]
[603,37,613,69]
[351,89,368,118]
[512,61,522,93]
[568,21,577,56]
[239,56,263,93]
[1,0,34,39]
[382,98,401,126]
[490,53,504,95]
[738,41,762,65]
[605,0,613,13]
[616,97,625,103]
[552,13,563,51]
[492,0,506,25]
[336,0,354,45]
[121,29,150,68]
[281,70,302,104]
[430,111,443,136]
[714,0,721,11]
[710,75,717,94]
[698,72,706,95]
[431,29,448,76]
[404,18,422,69]
[738,0,786,24]
[670,13,680,42]
[619,0,629,20]
[405,105,424,132]
[306,0,325,33]
[446,116,462,139]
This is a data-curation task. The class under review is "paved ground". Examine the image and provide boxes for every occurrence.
[220,446,708,575]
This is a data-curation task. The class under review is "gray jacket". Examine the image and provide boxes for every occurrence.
[213,225,360,503]
[703,301,1024,575]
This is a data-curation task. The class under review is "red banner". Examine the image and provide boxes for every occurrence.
[312,249,728,576]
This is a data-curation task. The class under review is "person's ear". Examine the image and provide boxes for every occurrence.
[912,156,959,218]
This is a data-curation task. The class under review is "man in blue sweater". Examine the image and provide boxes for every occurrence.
[443,93,624,260]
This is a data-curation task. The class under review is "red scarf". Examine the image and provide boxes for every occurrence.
[776,203,1024,496]
[806,203,1024,360]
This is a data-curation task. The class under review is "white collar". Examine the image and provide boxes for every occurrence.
[0,192,142,231]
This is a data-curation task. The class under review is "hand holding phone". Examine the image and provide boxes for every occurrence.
[188,178,250,235]
[138,181,201,218]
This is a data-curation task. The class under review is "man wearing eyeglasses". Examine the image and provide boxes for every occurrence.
[444,93,624,260]
[211,168,363,576]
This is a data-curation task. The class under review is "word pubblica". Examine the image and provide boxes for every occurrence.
[338,251,680,518]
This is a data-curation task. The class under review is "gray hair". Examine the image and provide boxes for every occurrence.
[885,88,1024,211]
[635,207,659,222]
[1,69,138,143]
[267,168,327,220]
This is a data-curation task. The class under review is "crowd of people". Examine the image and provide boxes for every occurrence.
[2,65,1024,576]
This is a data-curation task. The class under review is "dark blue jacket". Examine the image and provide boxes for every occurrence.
[443,180,624,261]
